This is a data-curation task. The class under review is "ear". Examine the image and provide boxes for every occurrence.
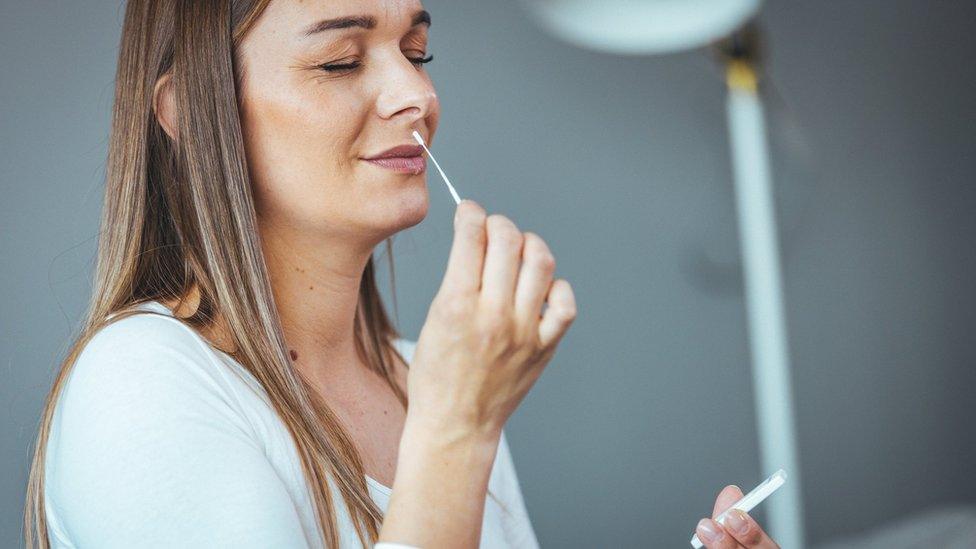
[152,72,178,140]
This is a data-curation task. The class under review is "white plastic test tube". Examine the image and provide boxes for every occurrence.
[412,130,461,205]
[690,469,788,548]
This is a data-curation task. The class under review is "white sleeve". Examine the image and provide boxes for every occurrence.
[44,315,311,549]
[493,430,541,549]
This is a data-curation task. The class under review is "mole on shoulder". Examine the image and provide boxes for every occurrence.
[289,349,299,361]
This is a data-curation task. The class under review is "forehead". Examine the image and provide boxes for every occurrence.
[258,0,427,38]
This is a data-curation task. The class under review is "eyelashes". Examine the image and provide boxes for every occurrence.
[318,53,434,74]
[408,53,435,68]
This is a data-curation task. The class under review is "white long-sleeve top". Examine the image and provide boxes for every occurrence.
[43,300,540,548]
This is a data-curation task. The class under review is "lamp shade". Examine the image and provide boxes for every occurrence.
[519,0,761,55]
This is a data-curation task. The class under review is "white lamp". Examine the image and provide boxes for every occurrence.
[519,2,805,548]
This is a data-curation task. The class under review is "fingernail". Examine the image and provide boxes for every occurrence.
[696,518,722,543]
[726,509,749,535]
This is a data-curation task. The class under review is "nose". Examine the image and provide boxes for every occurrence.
[375,53,438,125]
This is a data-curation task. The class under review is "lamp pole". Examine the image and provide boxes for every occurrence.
[718,30,806,549]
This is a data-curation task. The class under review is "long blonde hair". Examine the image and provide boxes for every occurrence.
[23,1,410,546]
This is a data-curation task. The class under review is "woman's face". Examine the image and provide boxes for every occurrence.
[237,0,439,245]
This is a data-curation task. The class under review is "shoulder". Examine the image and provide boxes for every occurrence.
[48,310,255,476]
[66,309,229,402]
[81,308,217,365]
[44,311,306,546]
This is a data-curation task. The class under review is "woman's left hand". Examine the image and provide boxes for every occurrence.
[695,485,781,548]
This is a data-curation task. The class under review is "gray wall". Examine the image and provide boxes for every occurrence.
[3,1,975,547]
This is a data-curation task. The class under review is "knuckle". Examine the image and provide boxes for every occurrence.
[529,342,552,362]
[481,294,511,316]
[457,211,487,237]
[485,213,506,231]
[560,304,578,323]
[503,231,524,250]
[740,528,763,545]
[480,312,513,340]
[467,222,487,246]
[554,280,576,316]
[487,215,522,243]
[459,200,486,223]
[510,324,533,347]
[729,511,762,545]
[533,250,557,273]
[486,213,512,228]
[524,231,551,251]
[459,210,487,233]
[524,233,555,271]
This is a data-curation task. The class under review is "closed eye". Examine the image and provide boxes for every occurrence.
[319,53,433,73]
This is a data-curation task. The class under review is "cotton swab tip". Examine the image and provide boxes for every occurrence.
[411,130,462,205]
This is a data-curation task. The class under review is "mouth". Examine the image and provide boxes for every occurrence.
[361,144,427,174]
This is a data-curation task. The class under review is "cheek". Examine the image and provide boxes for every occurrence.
[240,82,364,221]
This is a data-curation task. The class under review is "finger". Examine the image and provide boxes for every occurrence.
[514,232,555,330]
[723,509,779,548]
[538,279,576,348]
[440,200,487,294]
[713,485,744,518]
[480,214,523,308]
[696,518,744,549]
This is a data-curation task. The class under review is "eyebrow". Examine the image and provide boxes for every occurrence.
[300,9,431,37]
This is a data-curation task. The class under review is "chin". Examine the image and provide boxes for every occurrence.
[383,178,429,232]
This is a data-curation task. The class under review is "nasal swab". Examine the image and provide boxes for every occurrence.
[690,469,787,548]
[412,130,461,205]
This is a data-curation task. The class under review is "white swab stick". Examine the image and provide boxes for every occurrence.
[690,469,787,548]
[412,130,461,205]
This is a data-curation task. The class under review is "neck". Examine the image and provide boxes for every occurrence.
[260,219,380,382]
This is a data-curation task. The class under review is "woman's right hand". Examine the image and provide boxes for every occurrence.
[406,198,577,442]
[380,199,575,548]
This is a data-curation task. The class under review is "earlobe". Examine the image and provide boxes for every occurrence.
[152,72,178,140]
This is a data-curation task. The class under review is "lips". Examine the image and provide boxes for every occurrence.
[362,143,426,174]
[364,144,424,160]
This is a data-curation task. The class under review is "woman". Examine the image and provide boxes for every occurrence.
[24,1,777,548]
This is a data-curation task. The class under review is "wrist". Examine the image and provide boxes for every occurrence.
[399,412,501,466]
[381,413,501,548]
